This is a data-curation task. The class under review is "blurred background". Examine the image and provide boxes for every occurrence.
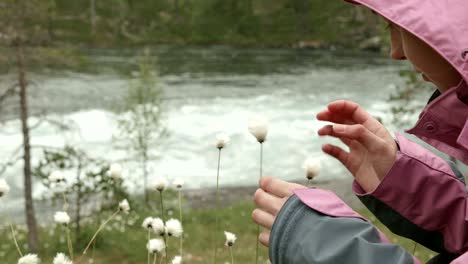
[0,0,465,263]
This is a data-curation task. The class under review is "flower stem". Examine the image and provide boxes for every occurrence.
[62,192,69,211]
[178,190,183,257]
[82,209,120,255]
[230,246,235,264]
[214,148,221,264]
[10,224,23,257]
[255,143,263,264]
[159,191,168,264]
[159,253,164,264]
[66,225,74,260]
[148,229,151,264]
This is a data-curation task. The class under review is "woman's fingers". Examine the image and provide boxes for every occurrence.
[259,176,306,198]
[318,124,385,152]
[318,100,384,134]
[252,208,275,229]
[316,109,354,125]
[254,188,284,215]
[259,231,270,247]
[321,144,351,170]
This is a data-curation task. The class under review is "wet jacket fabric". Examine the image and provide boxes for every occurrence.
[269,0,468,263]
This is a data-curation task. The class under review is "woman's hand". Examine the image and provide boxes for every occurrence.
[252,176,306,247]
[317,100,398,193]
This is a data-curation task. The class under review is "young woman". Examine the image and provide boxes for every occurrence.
[252,0,468,263]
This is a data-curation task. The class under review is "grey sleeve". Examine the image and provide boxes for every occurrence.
[269,195,416,264]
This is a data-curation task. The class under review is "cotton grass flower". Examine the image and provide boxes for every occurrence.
[302,158,321,182]
[165,219,183,237]
[54,211,74,258]
[213,131,230,263]
[173,177,185,256]
[224,231,237,247]
[0,178,10,198]
[109,163,123,180]
[83,198,131,255]
[147,238,165,254]
[17,254,40,264]
[142,217,155,230]
[49,171,65,184]
[53,253,73,264]
[151,177,168,192]
[173,178,184,189]
[172,256,182,264]
[248,115,269,143]
[54,211,70,225]
[143,217,158,264]
[248,116,269,264]
[215,133,230,149]
[118,199,130,214]
[151,218,165,236]
[225,231,237,264]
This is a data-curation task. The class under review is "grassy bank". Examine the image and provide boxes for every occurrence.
[2,198,435,263]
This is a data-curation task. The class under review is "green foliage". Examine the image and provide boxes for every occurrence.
[0,0,384,48]
[31,146,128,241]
[1,200,436,263]
[115,48,165,154]
[114,48,165,200]
[33,146,126,203]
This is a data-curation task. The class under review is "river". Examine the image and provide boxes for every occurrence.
[2,46,451,218]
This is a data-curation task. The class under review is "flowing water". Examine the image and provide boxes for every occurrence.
[1,46,439,217]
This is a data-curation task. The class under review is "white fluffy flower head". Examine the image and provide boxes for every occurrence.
[302,158,321,180]
[215,133,230,149]
[173,178,184,190]
[118,199,130,214]
[142,217,154,230]
[248,115,269,143]
[172,256,182,264]
[109,163,123,180]
[18,254,40,264]
[49,171,65,184]
[165,218,183,237]
[54,211,70,225]
[147,238,165,254]
[151,177,168,192]
[224,231,237,247]
[0,178,10,198]
[151,217,165,236]
[53,253,73,264]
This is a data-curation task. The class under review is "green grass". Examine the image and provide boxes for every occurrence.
[2,199,435,263]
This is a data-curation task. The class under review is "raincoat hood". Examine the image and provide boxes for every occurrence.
[346,0,468,164]
[346,0,468,84]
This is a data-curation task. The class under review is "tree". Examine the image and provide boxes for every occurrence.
[114,48,165,203]
[32,146,128,244]
[0,0,55,252]
[90,0,97,36]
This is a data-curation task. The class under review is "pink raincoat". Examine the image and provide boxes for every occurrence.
[270,1,468,263]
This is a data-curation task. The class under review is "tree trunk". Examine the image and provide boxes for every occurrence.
[47,0,56,41]
[90,0,96,35]
[15,40,39,253]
